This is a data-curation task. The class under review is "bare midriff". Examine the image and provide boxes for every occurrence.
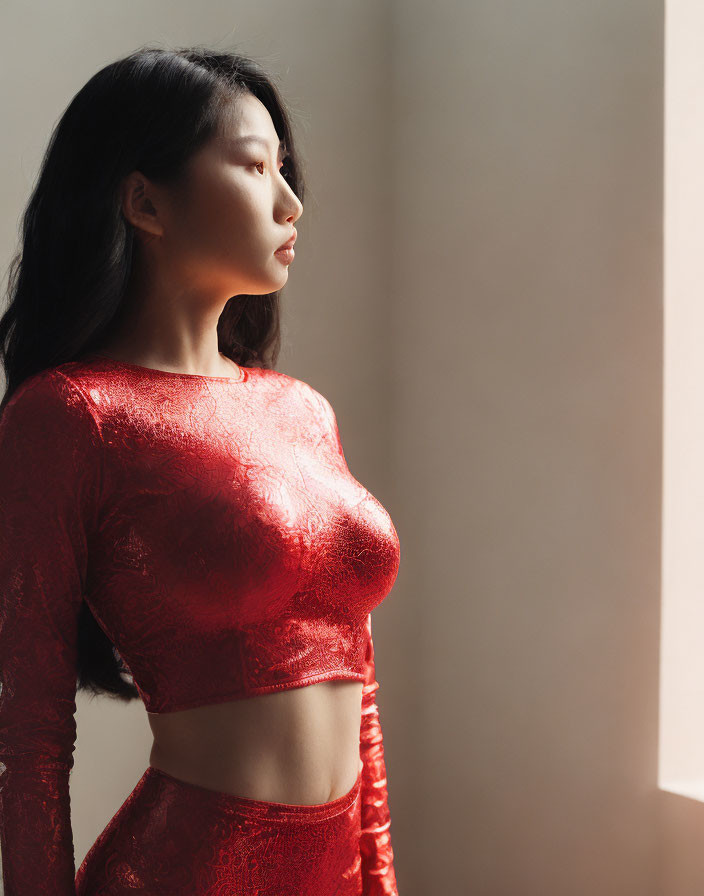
[147,679,364,806]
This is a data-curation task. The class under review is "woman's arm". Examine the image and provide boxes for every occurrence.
[359,613,399,896]
[0,370,102,895]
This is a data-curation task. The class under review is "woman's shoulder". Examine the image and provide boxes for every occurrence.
[1,363,102,442]
[0,365,103,515]
[268,369,338,421]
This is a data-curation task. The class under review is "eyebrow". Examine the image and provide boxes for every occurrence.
[231,135,287,158]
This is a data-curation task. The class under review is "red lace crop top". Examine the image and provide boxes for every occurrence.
[0,355,401,895]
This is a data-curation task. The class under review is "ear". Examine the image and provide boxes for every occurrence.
[119,170,165,239]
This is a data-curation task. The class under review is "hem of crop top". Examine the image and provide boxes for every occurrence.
[142,670,367,715]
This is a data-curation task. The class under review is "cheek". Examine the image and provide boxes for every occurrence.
[200,176,262,245]
[167,165,268,267]
[176,195,245,257]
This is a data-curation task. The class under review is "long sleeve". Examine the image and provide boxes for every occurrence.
[359,613,399,896]
[0,370,102,896]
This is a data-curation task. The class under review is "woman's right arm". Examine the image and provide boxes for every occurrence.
[0,370,103,895]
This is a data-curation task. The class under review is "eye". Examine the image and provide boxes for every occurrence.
[254,157,290,176]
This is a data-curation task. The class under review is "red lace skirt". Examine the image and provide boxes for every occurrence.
[75,764,363,895]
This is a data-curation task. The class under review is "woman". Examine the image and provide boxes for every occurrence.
[0,45,400,895]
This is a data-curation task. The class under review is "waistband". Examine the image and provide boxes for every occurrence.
[145,764,363,823]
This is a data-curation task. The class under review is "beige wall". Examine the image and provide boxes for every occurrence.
[0,1,672,894]
[389,2,663,893]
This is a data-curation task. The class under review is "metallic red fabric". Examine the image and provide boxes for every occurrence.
[360,615,399,896]
[75,763,365,895]
[0,355,401,895]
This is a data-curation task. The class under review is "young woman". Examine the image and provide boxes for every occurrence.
[0,45,401,895]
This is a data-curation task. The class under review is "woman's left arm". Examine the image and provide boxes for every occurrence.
[359,613,399,896]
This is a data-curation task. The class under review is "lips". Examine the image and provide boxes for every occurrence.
[277,230,297,251]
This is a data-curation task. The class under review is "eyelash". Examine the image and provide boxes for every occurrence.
[254,158,289,176]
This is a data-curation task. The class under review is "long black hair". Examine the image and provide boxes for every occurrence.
[0,44,307,702]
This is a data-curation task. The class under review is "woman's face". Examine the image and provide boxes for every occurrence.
[149,92,303,299]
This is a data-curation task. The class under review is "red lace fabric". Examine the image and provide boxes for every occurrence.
[0,357,401,895]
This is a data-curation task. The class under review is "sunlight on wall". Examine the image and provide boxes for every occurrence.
[660,0,704,798]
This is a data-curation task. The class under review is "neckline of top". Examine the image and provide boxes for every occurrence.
[80,352,251,384]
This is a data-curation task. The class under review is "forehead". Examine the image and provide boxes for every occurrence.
[229,135,286,158]
[217,93,285,154]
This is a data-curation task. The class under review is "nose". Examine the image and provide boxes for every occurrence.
[279,180,303,223]
[287,193,303,223]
